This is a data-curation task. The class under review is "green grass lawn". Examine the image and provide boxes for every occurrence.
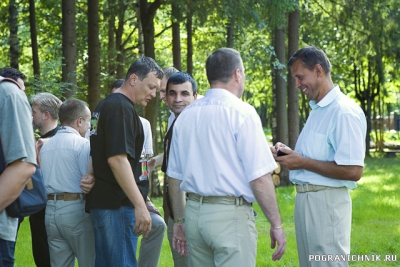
[15,157,399,266]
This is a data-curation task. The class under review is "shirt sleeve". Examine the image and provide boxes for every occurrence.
[165,126,183,180]
[236,109,277,182]
[0,85,36,166]
[331,111,366,166]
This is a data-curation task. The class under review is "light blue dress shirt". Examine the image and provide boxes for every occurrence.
[290,86,367,189]
[40,126,90,194]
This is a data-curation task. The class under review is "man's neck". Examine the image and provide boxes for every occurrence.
[40,121,58,136]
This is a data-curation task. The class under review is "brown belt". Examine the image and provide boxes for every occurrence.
[295,184,345,193]
[47,193,86,201]
[188,193,251,206]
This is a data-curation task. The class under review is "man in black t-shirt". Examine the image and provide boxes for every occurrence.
[87,57,163,267]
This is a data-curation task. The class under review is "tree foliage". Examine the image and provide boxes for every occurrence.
[0,0,399,178]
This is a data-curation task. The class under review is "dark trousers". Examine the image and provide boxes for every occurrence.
[29,208,51,267]
[0,238,15,267]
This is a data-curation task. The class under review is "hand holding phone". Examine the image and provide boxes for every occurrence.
[277,150,288,157]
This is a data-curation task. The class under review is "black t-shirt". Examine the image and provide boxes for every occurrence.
[41,126,59,138]
[86,93,146,210]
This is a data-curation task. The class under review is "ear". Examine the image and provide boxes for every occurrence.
[315,64,324,77]
[193,93,198,100]
[43,110,50,120]
[77,116,83,127]
[129,73,137,86]
[234,68,241,82]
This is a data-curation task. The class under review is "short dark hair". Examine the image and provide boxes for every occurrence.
[59,99,89,125]
[125,57,164,81]
[206,48,242,85]
[110,79,124,93]
[0,67,26,81]
[288,46,332,75]
[166,72,197,95]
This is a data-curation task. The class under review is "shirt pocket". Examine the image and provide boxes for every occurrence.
[304,130,330,161]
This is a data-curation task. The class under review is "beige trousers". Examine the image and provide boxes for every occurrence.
[295,187,351,267]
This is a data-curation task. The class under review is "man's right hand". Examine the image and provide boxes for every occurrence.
[132,206,152,237]
[270,228,286,261]
[173,222,188,255]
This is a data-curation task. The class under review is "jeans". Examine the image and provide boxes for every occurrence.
[0,238,15,267]
[91,206,138,267]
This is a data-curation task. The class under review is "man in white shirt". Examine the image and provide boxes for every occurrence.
[40,99,95,267]
[167,48,286,266]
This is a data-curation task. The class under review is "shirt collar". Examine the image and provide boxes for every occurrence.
[309,85,340,110]
[205,88,237,98]
[58,126,81,136]
[41,126,60,138]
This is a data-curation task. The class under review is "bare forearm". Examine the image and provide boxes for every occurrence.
[251,174,282,227]
[87,156,94,175]
[301,158,363,181]
[169,177,185,219]
[108,155,147,209]
[273,143,363,182]
[0,161,35,210]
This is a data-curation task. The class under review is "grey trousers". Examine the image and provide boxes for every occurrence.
[138,211,167,267]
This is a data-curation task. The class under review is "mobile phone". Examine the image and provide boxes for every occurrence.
[277,150,288,157]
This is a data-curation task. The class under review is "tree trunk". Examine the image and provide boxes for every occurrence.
[62,0,77,99]
[137,1,145,56]
[287,8,299,150]
[29,0,40,77]
[172,3,181,70]
[274,26,290,186]
[186,12,193,75]
[140,0,162,197]
[9,0,19,69]
[107,0,116,78]
[87,0,101,111]
[227,18,234,48]
[116,0,126,78]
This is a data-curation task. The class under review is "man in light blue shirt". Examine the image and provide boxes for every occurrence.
[40,99,94,267]
[272,46,367,267]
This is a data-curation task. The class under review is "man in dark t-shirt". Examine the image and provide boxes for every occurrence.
[30,92,62,267]
[86,57,163,267]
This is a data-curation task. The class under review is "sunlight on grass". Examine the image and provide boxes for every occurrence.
[14,157,400,266]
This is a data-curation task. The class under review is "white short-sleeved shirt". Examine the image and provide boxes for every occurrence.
[166,89,277,203]
[290,86,367,189]
[40,126,90,194]
[139,117,153,156]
